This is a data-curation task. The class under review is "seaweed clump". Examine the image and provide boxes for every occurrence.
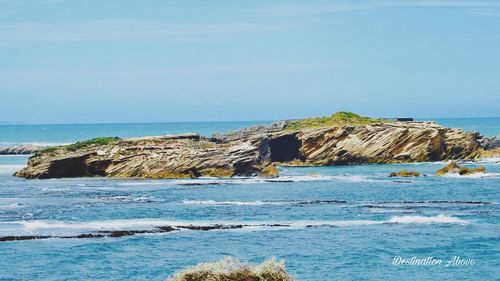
[169,257,293,281]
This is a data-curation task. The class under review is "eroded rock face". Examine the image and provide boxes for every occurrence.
[15,135,264,179]
[15,121,481,179]
[295,122,479,165]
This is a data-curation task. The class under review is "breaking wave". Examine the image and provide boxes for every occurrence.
[91,195,156,203]
[0,215,470,242]
[441,172,500,179]
[117,174,379,187]
[182,199,348,206]
[387,214,469,224]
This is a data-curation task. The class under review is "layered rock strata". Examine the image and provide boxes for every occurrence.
[15,120,482,179]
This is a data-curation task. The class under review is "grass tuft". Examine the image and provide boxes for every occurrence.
[285,111,387,131]
[65,137,121,151]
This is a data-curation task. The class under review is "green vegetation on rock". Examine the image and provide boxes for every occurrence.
[285,111,387,131]
[38,146,58,154]
[170,257,293,281]
[37,137,120,155]
[66,137,121,151]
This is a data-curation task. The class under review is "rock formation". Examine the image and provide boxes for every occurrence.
[436,162,486,176]
[15,112,483,179]
[478,136,500,150]
[389,170,421,177]
[0,144,46,155]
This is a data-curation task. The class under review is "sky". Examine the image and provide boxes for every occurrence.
[0,0,499,124]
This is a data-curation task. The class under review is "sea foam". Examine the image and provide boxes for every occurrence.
[442,172,500,179]
[0,214,468,237]
[388,214,469,224]
[116,174,379,187]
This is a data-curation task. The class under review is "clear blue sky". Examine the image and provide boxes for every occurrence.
[1,0,499,123]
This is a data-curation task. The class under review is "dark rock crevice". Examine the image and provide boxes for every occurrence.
[268,134,303,162]
[44,155,91,178]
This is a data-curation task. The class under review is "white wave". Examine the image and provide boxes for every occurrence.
[181,199,347,206]
[442,172,500,179]
[284,215,469,227]
[5,214,468,235]
[0,203,22,210]
[328,174,382,182]
[19,219,183,232]
[287,220,385,227]
[116,174,379,186]
[474,157,500,163]
[182,200,283,206]
[402,161,447,165]
[388,214,469,224]
[94,195,155,202]
[37,187,71,192]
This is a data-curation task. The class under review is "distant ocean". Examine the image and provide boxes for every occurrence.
[0,118,499,280]
[0,118,499,147]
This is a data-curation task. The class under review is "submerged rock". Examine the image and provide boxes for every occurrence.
[479,148,500,159]
[389,169,421,177]
[436,162,486,176]
[169,257,294,281]
[15,112,482,179]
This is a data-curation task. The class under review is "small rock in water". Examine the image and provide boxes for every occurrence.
[259,164,279,178]
[389,169,421,177]
[169,257,294,281]
[436,162,486,176]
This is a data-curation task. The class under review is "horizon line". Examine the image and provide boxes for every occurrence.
[1,116,500,126]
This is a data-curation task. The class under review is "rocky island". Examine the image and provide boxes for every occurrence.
[14,112,499,179]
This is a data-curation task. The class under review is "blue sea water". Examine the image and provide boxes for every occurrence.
[0,118,499,280]
[0,121,269,146]
[428,118,500,137]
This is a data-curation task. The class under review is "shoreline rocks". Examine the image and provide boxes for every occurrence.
[14,113,484,179]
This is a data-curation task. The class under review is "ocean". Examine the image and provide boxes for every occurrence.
[0,118,499,280]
